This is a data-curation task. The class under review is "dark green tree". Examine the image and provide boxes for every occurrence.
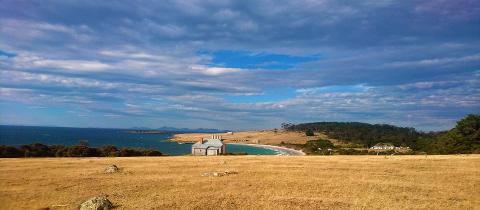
[429,114,480,154]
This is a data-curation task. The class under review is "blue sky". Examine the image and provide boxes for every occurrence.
[205,50,320,70]
[0,0,479,131]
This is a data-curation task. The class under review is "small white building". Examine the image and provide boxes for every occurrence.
[191,134,226,156]
[370,142,395,150]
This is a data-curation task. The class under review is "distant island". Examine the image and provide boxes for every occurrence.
[126,130,172,134]
[128,127,230,133]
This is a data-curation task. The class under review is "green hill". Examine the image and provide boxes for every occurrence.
[282,114,479,154]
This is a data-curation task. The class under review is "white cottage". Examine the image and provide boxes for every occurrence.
[191,134,226,156]
[370,142,395,150]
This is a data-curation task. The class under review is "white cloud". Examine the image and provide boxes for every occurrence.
[9,53,111,71]
[0,1,478,130]
[190,65,242,75]
[0,18,92,42]
[31,59,111,71]
[386,54,480,68]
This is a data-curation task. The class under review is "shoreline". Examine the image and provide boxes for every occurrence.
[227,143,306,156]
[170,133,306,156]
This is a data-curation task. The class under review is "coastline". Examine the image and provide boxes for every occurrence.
[170,132,306,156]
[228,143,306,156]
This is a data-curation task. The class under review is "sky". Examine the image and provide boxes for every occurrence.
[0,0,479,131]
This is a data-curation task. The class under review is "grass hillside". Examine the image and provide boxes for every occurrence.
[172,130,334,145]
[0,155,479,209]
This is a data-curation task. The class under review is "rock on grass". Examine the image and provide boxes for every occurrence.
[202,170,238,177]
[78,196,113,210]
[104,165,119,173]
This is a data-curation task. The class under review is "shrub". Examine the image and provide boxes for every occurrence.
[100,145,119,157]
[119,148,143,157]
[20,143,52,157]
[305,129,314,136]
[49,145,67,157]
[67,145,101,157]
[303,139,334,154]
[143,150,163,156]
[0,144,163,158]
[0,145,23,158]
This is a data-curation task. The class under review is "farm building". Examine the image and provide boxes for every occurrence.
[370,143,395,150]
[191,134,226,156]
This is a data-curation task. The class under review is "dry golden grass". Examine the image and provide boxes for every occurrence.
[172,130,332,145]
[0,155,479,210]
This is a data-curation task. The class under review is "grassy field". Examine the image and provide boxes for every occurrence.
[172,130,334,145]
[0,155,479,210]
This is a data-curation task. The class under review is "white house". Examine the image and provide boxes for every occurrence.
[370,143,395,150]
[191,134,226,156]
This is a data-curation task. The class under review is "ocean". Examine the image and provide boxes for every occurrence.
[0,125,278,155]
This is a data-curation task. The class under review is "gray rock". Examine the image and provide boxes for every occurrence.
[202,170,238,177]
[104,165,119,173]
[78,196,113,210]
[224,169,238,175]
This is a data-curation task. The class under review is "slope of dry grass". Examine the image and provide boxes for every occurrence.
[172,130,332,145]
[0,155,479,210]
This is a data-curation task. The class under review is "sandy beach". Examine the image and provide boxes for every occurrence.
[172,131,308,155]
[228,143,306,156]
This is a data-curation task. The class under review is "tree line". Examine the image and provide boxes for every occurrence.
[0,143,163,158]
[282,114,479,154]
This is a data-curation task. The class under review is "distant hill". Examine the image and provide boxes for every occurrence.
[281,114,479,154]
[126,126,229,133]
[281,122,421,147]
[128,127,153,130]
[156,127,230,133]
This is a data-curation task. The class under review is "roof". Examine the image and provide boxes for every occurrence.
[192,138,224,149]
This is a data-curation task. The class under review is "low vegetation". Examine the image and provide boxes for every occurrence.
[305,129,314,136]
[0,143,163,158]
[302,139,334,154]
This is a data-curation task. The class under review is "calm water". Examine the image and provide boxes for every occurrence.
[0,125,278,155]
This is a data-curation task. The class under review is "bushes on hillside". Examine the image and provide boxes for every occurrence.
[283,122,419,147]
[303,139,335,154]
[0,143,163,158]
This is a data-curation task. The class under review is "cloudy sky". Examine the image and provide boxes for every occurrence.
[1,0,479,131]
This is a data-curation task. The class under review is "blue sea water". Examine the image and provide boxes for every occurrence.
[0,125,278,156]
